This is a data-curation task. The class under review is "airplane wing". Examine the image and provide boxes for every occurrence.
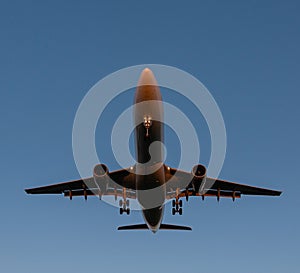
[205,177,282,196]
[165,167,282,200]
[25,168,137,199]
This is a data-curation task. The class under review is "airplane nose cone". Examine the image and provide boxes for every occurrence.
[138,68,158,86]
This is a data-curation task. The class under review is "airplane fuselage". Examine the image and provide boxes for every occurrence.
[134,69,166,232]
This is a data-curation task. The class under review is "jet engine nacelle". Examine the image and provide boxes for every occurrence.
[191,164,207,193]
[93,164,109,193]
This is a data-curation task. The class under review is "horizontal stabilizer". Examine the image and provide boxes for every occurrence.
[118,223,192,231]
[160,224,192,230]
[118,224,148,230]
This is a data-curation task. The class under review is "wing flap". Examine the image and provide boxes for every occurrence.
[63,188,136,199]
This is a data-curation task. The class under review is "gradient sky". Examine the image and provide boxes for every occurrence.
[1,1,300,273]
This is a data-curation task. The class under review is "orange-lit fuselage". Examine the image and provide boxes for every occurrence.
[134,70,166,233]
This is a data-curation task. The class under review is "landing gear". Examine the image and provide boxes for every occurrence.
[119,205,130,215]
[171,197,183,215]
[143,116,152,138]
[119,187,130,215]
[119,199,129,207]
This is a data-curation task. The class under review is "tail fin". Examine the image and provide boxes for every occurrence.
[117,223,192,231]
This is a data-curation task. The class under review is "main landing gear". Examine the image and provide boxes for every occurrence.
[119,187,130,215]
[119,199,130,215]
[172,198,183,215]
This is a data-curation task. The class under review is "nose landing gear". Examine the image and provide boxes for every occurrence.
[143,116,152,138]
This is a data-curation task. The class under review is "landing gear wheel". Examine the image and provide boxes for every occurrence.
[126,199,130,207]
[119,200,123,207]
[179,208,183,215]
[126,208,130,215]
[179,200,183,207]
[172,208,176,215]
[119,208,123,215]
[172,200,175,207]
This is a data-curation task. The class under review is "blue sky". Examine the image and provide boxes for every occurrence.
[1,1,299,272]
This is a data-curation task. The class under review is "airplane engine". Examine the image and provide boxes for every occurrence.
[191,164,207,193]
[93,164,109,193]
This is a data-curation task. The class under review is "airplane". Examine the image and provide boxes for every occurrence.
[25,68,282,233]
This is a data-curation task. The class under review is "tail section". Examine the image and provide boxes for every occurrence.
[118,223,192,231]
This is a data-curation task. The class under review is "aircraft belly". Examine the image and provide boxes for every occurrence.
[136,163,166,209]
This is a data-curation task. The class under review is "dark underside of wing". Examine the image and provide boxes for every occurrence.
[165,167,282,199]
[25,169,136,198]
[206,177,282,196]
[25,178,91,194]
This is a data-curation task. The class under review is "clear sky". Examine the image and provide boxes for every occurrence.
[1,1,299,272]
